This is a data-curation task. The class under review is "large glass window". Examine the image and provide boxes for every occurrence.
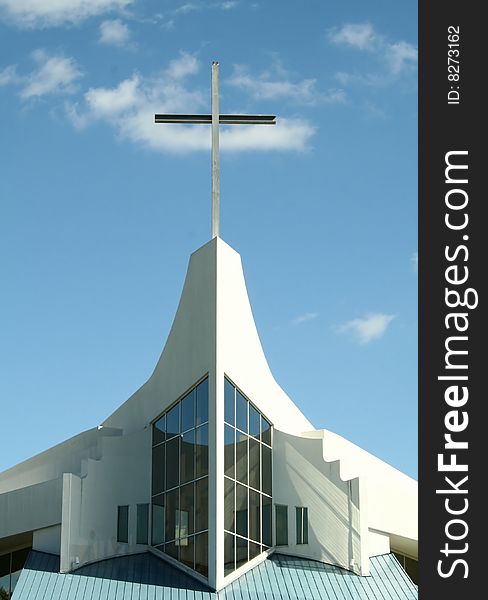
[151,377,209,578]
[137,504,149,545]
[223,377,273,577]
[275,505,288,546]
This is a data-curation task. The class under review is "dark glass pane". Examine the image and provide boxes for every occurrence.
[195,424,209,478]
[224,532,235,576]
[235,484,248,538]
[153,415,165,445]
[0,553,9,578]
[249,541,261,560]
[181,429,195,485]
[224,378,235,425]
[261,416,271,447]
[303,507,308,544]
[10,547,30,574]
[262,495,272,547]
[224,425,235,479]
[165,488,179,542]
[164,540,179,561]
[236,391,248,433]
[249,404,260,439]
[275,505,288,546]
[236,536,248,569]
[235,432,248,485]
[195,477,208,532]
[181,389,195,432]
[249,489,260,543]
[296,507,302,544]
[249,437,260,491]
[166,436,180,490]
[262,444,272,496]
[151,494,165,545]
[117,505,129,543]
[195,532,208,577]
[179,483,194,537]
[166,403,180,439]
[136,504,149,544]
[152,444,165,495]
[224,477,235,532]
[179,535,195,570]
[0,574,10,597]
[196,378,209,426]
[405,557,419,585]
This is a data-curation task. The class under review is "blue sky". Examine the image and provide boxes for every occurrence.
[0,1,417,478]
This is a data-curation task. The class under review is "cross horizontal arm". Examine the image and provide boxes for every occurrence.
[154,114,276,125]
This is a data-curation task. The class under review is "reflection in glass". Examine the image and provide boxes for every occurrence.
[153,414,165,445]
[195,477,208,532]
[195,424,208,478]
[179,535,195,569]
[166,403,180,438]
[224,477,235,532]
[249,437,260,490]
[181,389,195,432]
[249,404,260,438]
[236,432,248,485]
[165,488,179,542]
[249,541,261,560]
[261,416,271,447]
[224,532,235,575]
[236,391,248,432]
[165,540,179,560]
[195,532,208,577]
[166,436,180,490]
[249,490,260,543]
[196,379,208,426]
[224,378,235,425]
[179,483,194,537]
[224,425,235,479]
[181,430,195,484]
[152,444,165,495]
[236,536,248,569]
[235,483,248,538]
[262,444,272,497]
[152,494,165,545]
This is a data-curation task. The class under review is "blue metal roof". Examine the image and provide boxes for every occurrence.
[12,551,417,600]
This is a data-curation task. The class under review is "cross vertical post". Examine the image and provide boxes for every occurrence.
[211,62,220,239]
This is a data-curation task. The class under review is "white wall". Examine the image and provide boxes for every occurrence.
[0,478,62,539]
[60,428,152,572]
[272,430,365,575]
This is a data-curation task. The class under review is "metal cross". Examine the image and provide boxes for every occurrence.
[155,61,276,238]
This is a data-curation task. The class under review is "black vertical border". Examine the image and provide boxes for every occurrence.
[419,2,484,598]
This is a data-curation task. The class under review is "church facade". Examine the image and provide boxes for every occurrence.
[0,238,418,598]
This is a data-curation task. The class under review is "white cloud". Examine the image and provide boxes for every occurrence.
[328,23,377,50]
[292,312,319,325]
[0,64,21,86]
[387,41,418,74]
[220,1,238,9]
[174,2,199,14]
[329,22,417,82]
[338,313,396,344]
[0,0,132,28]
[99,19,130,46]
[229,64,345,105]
[4,50,83,99]
[67,54,316,154]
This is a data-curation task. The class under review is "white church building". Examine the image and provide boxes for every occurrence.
[0,237,417,599]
